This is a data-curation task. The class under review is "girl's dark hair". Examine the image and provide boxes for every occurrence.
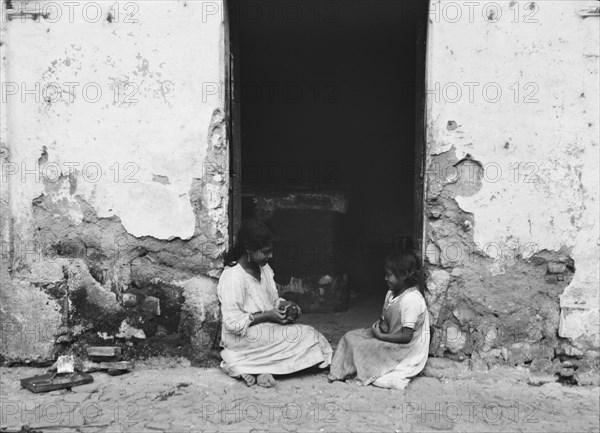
[224,219,274,266]
[385,251,421,288]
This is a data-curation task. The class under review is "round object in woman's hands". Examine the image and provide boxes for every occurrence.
[285,304,300,322]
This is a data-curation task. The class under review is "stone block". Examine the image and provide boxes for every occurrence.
[530,343,554,360]
[527,374,558,386]
[445,324,467,353]
[142,296,161,316]
[122,293,138,307]
[573,359,600,386]
[0,274,63,363]
[529,358,554,375]
[116,320,146,339]
[559,366,575,377]
[57,355,76,373]
[177,276,221,362]
[508,343,532,365]
[556,342,584,357]
[547,262,566,274]
[428,269,451,297]
[574,370,600,386]
[87,346,121,357]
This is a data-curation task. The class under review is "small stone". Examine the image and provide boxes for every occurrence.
[529,358,553,375]
[319,275,333,285]
[574,370,600,386]
[556,342,584,357]
[87,346,121,357]
[560,367,574,377]
[462,220,472,231]
[122,293,138,307]
[530,343,554,360]
[143,296,161,316]
[573,359,600,386]
[116,320,146,339]
[156,325,168,337]
[56,355,76,374]
[508,343,532,365]
[547,261,566,274]
[445,324,467,353]
[527,374,557,385]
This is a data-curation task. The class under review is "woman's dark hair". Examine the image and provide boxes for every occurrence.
[224,219,274,266]
[385,251,421,288]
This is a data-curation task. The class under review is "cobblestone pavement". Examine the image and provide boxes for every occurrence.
[1,359,599,433]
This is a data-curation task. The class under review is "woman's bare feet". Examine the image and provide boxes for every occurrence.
[257,373,276,388]
[241,373,256,387]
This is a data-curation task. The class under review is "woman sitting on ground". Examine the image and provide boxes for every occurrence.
[217,219,333,387]
[328,251,430,390]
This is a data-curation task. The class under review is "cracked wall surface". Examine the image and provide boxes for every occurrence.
[424,1,599,366]
[1,1,228,363]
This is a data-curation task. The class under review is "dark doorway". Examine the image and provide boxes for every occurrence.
[227,0,428,321]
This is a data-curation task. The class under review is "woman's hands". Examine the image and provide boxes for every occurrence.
[249,301,302,327]
[266,306,290,324]
[275,300,302,322]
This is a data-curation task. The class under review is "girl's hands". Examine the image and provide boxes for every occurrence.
[371,320,383,339]
[371,319,386,340]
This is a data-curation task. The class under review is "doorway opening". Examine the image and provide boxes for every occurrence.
[227,0,428,338]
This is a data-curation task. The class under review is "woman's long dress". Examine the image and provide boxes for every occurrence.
[328,287,430,389]
[217,263,333,376]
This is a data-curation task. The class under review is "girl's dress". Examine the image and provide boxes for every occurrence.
[217,263,333,377]
[328,287,430,389]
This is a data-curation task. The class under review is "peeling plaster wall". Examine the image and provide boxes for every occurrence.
[1,1,228,363]
[425,0,599,364]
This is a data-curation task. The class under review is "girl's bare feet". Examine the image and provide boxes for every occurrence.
[241,373,256,386]
[257,373,276,388]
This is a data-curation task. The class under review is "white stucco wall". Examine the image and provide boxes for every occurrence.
[2,0,226,243]
[0,0,229,362]
[425,0,599,350]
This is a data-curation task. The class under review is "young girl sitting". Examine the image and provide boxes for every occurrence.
[328,251,430,390]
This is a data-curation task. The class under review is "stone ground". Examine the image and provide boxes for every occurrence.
[2,298,599,433]
[1,360,599,433]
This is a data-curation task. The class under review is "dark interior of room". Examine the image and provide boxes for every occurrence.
[231,0,422,307]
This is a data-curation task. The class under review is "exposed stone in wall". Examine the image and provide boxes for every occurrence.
[424,1,599,376]
[0,268,64,365]
[1,105,228,364]
[424,147,581,368]
[0,1,229,363]
[178,276,221,364]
